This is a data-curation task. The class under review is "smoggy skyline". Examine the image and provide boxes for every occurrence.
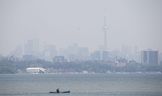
[0,0,162,55]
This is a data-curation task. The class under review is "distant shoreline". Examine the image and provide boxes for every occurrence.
[1,71,162,75]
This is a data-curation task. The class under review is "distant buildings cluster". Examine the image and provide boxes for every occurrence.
[8,39,161,66]
[0,39,161,74]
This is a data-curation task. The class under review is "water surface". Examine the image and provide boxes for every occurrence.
[0,73,162,96]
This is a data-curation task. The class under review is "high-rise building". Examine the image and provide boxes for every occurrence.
[24,39,40,56]
[62,44,89,61]
[43,45,57,61]
[141,50,158,65]
[90,50,101,61]
[90,50,111,61]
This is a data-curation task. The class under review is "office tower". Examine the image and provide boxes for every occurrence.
[141,50,158,65]
[24,39,40,56]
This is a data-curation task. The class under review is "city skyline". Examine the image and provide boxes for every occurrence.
[2,38,162,57]
[4,39,160,64]
[0,0,162,55]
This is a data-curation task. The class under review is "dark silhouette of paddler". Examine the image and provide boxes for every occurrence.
[56,88,60,93]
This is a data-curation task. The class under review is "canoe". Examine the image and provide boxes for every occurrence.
[61,91,70,93]
[49,91,70,93]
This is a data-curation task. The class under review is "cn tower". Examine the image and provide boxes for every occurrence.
[103,16,108,51]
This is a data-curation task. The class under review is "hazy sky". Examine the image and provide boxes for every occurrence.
[0,0,162,55]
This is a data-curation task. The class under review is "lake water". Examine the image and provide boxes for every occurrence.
[0,73,162,96]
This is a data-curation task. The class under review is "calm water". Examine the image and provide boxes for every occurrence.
[0,73,162,96]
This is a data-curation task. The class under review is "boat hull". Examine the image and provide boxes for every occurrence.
[49,91,70,93]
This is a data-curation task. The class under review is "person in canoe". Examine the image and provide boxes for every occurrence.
[56,88,60,93]
[49,88,70,93]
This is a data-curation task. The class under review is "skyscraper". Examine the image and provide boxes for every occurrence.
[141,50,159,65]
[24,39,40,56]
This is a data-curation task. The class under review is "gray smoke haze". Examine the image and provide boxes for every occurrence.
[0,0,162,55]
